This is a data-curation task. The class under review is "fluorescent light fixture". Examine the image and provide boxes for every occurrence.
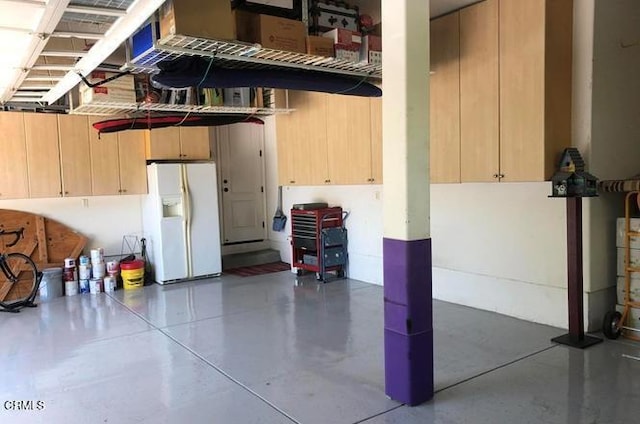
[43,0,167,104]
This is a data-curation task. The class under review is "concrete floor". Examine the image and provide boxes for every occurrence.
[1,271,639,423]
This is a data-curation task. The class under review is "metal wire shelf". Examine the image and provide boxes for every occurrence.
[69,101,294,116]
[123,34,382,79]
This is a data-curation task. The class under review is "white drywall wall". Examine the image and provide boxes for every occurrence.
[0,196,144,257]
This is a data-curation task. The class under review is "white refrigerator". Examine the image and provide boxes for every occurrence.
[143,162,222,284]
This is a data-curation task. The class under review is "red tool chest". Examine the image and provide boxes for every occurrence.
[291,206,347,280]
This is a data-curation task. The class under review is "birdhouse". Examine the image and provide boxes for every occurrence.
[550,148,598,197]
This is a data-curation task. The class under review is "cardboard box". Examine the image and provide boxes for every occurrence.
[617,247,640,277]
[224,87,252,107]
[323,28,362,47]
[81,71,135,92]
[235,11,306,53]
[80,87,136,104]
[306,35,335,57]
[335,46,360,62]
[617,276,640,304]
[617,217,640,249]
[360,34,382,65]
[160,0,235,41]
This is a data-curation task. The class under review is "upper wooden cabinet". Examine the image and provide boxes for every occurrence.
[499,0,572,182]
[118,131,147,195]
[58,114,92,196]
[430,12,461,184]
[430,0,572,183]
[24,113,62,198]
[0,112,29,199]
[276,91,383,186]
[145,126,211,160]
[89,117,121,196]
[460,0,499,183]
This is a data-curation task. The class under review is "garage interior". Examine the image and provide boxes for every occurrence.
[1,0,640,422]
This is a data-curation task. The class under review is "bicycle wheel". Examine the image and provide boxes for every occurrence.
[0,253,39,306]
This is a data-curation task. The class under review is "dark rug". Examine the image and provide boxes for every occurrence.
[224,261,291,277]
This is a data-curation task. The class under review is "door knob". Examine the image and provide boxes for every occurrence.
[223,179,228,184]
[224,188,229,192]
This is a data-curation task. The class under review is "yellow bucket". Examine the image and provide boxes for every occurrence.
[120,260,145,290]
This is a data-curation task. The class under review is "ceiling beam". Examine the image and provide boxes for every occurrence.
[43,0,167,104]
[64,5,127,17]
[0,0,71,103]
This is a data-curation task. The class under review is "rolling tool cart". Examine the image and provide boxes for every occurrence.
[291,205,347,281]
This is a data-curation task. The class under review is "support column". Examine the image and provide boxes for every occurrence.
[382,0,433,406]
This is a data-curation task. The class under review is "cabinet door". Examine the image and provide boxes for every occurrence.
[460,0,499,182]
[370,97,383,184]
[24,113,62,198]
[288,91,329,185]
[58,114,92,196]
[0,112,29,199]
[145,127,180,160]
[430,12,461,183]
[118,131,147,195]
[276,113,296,185]
[180,127,211,159]
[326,95,372,185]
[89,117,121,195]
[499,0,545,182]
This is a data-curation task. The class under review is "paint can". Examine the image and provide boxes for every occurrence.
[64,257,76,268]
[39,267,63,302]
[65,280,78,296]
[92,262,106,279]
[63,266,76,282]
[106,260,119,274]
[103,276,116,293]
[78,264,91,280]
[79,255,90,266]
[79,279,90,294]
[89,278,102,294]
[90,248,104,264]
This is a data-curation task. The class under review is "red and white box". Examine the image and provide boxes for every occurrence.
[323,28,362,62]
[360,34,382,65]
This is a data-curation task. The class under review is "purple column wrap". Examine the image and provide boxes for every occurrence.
[383,238,434,405]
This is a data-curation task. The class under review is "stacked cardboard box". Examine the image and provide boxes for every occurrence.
[235,10,306,53]
[79,72,136,105]
[616,217,640,329]
[322,28,361,62]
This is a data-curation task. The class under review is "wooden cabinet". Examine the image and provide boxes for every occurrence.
[0,112,29,199]
[370,97,383,183]
[429,12,461,184]
[58,114,92,196]
[499,0,572,182]
[145,126,211,160]
[118,131,147,194]
[89,117,146,195]
[276,91,383,186]
[429,0,572,183]
[179,127,211,159]
[460,0,499,182]
[24,113,62,198]
[326,95,373,185]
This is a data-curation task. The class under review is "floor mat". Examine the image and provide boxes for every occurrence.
[224,262,291,277]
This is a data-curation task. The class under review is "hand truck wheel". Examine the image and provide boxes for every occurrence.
[602,310,622,339]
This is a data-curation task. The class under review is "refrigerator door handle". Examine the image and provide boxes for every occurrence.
[183,165,194,278]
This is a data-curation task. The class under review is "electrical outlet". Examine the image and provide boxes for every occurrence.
[375,191,380,200]
[82,198,89,208]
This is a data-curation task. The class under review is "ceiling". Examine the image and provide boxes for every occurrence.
[0,0,480,108]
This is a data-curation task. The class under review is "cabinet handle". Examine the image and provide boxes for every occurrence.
[64,191,69,195]
[118,189,122,193]
[59,191,62,195]
[122,189,127,193]
[493,173,499,179]
[290,180,295,184]
[499,174,505,179]
[325,179,331,183]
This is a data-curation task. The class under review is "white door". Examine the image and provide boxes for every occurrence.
[217,123,267,244]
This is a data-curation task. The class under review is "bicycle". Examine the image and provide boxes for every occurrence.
[0,228,41,313]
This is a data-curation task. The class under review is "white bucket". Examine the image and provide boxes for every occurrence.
[64,258,76,268]
[65,280,78,296]
[103,276,116,293]
[78,265,91,280]
[79,255,90,266]
[39,267,63,302]
[90,248,104,264]
[106,260,119,274]
[89,278,102,294]
[79,279,90,294]
[92,262,106,279]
